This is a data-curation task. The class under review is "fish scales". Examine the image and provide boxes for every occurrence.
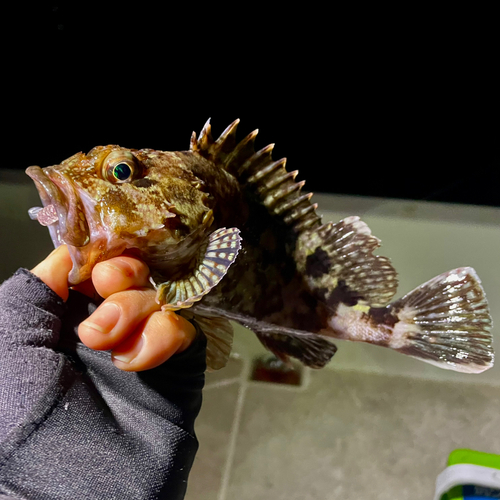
[26,119,494,373]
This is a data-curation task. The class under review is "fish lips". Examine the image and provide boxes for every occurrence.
[27,165,130,285]
[26,165,90,249]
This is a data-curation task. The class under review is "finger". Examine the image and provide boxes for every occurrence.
[91,256,151,299]
[78,288,159,351]
[111,311,197,372]
[31,245,73,301]
[71,279,99,300]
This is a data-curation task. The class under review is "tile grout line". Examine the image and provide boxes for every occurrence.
[217,359,251,500]
[204,377,242,390]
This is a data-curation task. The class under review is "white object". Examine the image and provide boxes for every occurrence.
[434,463,500,500]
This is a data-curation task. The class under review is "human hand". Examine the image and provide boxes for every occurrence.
[31,245,197,372]
[2,246,204,498]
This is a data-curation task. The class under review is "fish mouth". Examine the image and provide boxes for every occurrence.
[27,165,135,285]
[26,165,96,283]
[26,166,90,248]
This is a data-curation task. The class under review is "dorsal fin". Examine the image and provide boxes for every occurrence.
[295,216,399,307]
[190,119,322,233]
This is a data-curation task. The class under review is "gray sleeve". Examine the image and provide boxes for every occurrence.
[0,269,206,500]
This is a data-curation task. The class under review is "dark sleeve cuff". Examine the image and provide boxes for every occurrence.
[4,268,65,317]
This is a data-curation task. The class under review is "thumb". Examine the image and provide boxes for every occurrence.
[31,245,74,301]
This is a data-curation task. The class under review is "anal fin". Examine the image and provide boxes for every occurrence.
[253,325,338,369]
[193,304,338,369]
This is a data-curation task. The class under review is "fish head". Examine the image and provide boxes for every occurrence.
[27,146,214,285]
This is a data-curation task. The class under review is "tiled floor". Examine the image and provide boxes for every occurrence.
[186,350,500,500]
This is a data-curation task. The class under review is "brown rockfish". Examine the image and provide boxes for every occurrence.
[26,119,494,373]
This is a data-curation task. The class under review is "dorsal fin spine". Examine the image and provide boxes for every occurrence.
[293,215,322,232]
[212,119,240,160]
[197,119,213,153]
[256,169,298,193]
[191,119,322,233]
[216,119,240,147]
[274,192,313,214]
[284,203,319,225]
[227,130,258,175]
[247,156,284,183]
[190,131,198,150]
[263,180,305,208]
[244,145,276,180]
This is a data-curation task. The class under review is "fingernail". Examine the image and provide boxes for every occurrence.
[163,310,180,322]
[163,312,197,352]
[112,334,145,364]
[81,302,121,334]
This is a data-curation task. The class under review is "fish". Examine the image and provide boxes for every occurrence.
[26,119,494,373]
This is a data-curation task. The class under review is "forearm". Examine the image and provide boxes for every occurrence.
[0,268,66,444]
[0,270,206,500]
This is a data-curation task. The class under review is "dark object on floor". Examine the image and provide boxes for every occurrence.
[250,356,302,386]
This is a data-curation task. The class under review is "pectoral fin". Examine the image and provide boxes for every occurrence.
[152,227,242,310]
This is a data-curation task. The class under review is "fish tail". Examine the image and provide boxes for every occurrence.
[328,267,494,373]
[384,267,494,373]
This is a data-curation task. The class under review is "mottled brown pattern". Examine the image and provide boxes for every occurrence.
[26,133,338,368]
[26,120,493,372]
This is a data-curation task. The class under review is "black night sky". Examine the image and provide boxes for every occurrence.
[3,5,498,207]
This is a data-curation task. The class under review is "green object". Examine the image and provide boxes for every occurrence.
[448,449,500,469]
[113,163,132,181]
[435,449,500,500]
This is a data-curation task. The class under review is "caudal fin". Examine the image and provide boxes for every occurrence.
[387,267,494,373]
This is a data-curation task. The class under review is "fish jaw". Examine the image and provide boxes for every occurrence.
[27,164,127,284]
[66,235,127,285]
[26,165,88,249]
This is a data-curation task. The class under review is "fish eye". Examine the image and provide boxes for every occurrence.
[101,150,141,184]
[112,162,133,181]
